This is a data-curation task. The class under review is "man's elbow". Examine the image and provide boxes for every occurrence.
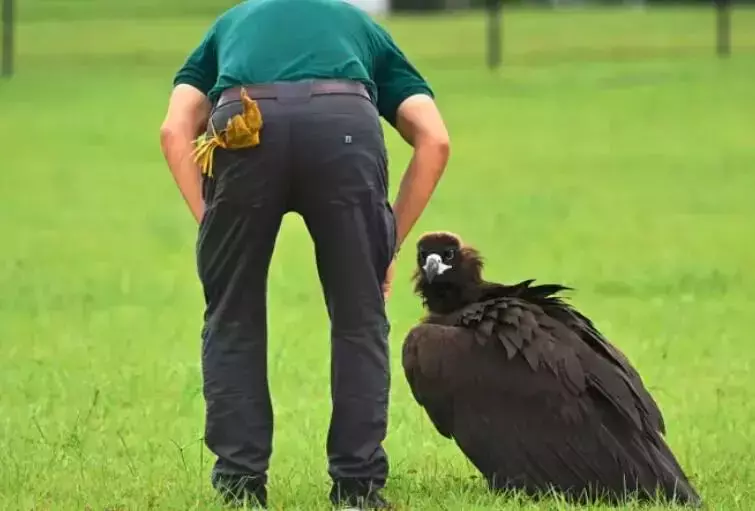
[417,130,451,163]
[159,121,194,156]
[159,123,176,154]
[432,131,451,159]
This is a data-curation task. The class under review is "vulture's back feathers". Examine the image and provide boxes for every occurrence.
[463,280,666,434]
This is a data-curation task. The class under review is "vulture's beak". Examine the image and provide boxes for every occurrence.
[423,253,451,283]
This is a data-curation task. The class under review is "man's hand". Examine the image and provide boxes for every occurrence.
[159,84,213,223]
[383,258,396,300]
[391,94,450,252]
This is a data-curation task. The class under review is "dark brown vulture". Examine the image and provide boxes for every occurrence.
[401,231,701,507]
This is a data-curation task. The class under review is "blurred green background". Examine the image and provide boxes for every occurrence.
[2,1,755,509]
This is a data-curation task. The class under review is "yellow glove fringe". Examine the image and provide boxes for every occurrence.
[192,88,264,177]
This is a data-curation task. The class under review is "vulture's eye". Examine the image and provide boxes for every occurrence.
[444,248,456,260]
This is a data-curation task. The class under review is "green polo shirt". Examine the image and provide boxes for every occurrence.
[172,0,433,127]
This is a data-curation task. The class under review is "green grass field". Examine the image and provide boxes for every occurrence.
[2,3,755,510]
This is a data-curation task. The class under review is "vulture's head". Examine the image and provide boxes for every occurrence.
[412,232,484,310]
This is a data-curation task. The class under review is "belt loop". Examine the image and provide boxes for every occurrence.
[277,81,312,104]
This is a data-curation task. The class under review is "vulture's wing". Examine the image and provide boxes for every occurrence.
[467,279,665,434]
[554,303,666,434]
[455,296,659,436]
[402,323,476,439]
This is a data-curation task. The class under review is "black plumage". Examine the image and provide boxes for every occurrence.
[402,231,701,507]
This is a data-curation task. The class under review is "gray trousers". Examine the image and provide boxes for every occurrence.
[196,81,396,490]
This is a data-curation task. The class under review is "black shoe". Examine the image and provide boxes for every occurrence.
[212,473,267,509]
[329,480,392,510]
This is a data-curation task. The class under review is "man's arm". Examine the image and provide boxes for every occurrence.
[391,94,450,251]
[159,84,212,223]
[371,22,451,253]
[161,21,218,223]
[379,95,448,299]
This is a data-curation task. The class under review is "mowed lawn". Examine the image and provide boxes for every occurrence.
[2,3,755,510]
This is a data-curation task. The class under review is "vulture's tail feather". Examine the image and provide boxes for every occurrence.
[649,437,702,508]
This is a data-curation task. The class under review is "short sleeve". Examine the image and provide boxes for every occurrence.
[173,25,219,96]
[373,28,434,127]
